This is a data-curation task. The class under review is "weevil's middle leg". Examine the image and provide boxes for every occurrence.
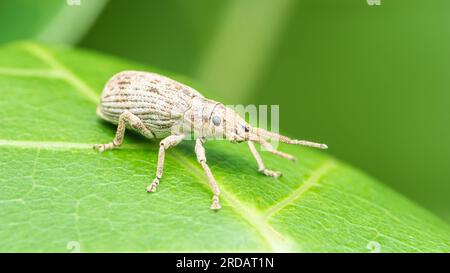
[93,110,154,152]
[248,141,281,178]
[147,134,185,193]
[195,138,221,210]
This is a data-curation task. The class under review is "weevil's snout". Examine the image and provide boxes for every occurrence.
[238,124,252,142]
[227,125,246,143]
[230,119,252,143]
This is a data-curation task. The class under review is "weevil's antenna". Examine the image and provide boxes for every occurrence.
[253,127,328,149]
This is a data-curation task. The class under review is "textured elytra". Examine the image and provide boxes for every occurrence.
[98,71,203,138]
[0,42,449,252]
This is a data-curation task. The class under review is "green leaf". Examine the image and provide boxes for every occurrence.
[0,42,449,253]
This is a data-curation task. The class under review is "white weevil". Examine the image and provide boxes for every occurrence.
[94,71,328,209]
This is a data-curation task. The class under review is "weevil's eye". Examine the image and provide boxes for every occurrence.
[243,125,250,133]
[212,116,221,126]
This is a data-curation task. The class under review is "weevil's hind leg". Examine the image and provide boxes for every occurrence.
[94,110,155,152]
[247,141,281,178]
[194,138,221,210]
[147,134,185,193]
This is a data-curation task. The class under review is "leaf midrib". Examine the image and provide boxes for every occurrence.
[0,42,336,252]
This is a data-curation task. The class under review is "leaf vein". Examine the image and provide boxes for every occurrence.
[263,160,336,220]
[21,43,99,103]
[0,139,148,150]
[0,67,64,78]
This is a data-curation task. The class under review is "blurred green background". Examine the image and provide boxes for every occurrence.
[1,0,449,222]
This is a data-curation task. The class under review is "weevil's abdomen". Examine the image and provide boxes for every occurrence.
[97,71,202,138]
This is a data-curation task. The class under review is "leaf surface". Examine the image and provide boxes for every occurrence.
[0,42,449,252]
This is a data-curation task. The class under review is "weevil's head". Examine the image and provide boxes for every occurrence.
[181,97,328,150]
[204,103,251,143]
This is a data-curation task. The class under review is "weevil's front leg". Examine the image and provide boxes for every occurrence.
[247,141,281,178]
[94,110,154,152]
[147,134,185,193]
[195,138,221,210]
[259,138,297,162]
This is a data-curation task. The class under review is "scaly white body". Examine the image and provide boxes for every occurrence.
[94,71,327,209]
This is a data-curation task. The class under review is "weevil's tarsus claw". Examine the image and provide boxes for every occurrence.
[93,144,106,152]
[260,169,282,178]
[146,185,155,193]
[147,178,160,193]
[210,195,221,210]
[93,142,117,152]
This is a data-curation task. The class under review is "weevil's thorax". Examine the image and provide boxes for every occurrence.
[178,97,250,142]
[175,97,216,138]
